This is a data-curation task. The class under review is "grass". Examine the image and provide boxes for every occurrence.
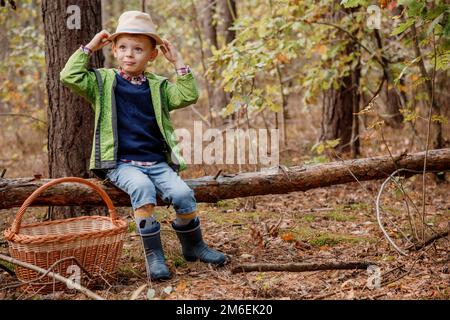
[170,254,187,268]
[127,222,136,233]
[291,225,372,247]
[324,209,358,222]
[301,215,315,222]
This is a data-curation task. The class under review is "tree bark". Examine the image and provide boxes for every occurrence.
[42,0,105,218]
[219,0,237,45]
[320,4,361,157]
[374,29,404,128]
[217,0,236,125]
[321,41,361,156]
[411,24,443,151]
[1,149,449,209]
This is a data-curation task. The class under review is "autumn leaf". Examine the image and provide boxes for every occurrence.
[315,44,327,55]
[176,281,187,292]
[276,53,290,64]
[281,233,295,242]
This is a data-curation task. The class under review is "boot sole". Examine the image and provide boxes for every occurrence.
[150,274,172,281]
[184,255,228,266]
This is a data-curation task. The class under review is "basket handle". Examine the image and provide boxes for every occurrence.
[7,177,120,238]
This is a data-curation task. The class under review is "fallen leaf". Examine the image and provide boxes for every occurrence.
[281,233,295,242]
[176,281,187,292]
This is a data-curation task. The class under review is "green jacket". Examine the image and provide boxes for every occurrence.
[60,49,199,177]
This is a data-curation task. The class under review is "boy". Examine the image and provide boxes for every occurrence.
[60,11,227,281]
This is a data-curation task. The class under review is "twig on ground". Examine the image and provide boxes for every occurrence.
[0,253,104,300]
[406,229,449,251]
[130,283,147,300]
[231,261,374,274]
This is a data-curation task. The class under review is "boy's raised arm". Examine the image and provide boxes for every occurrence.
[160,39,200,111]
[59,30,111,105]
[165,73,200,111]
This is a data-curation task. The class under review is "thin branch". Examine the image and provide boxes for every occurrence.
[0,113,46,124]
[420,29,438,241]
[374,168,443,256]
[306,20,385,68]
[0,253,104,300]
[226,0,237,21]
[232,261,374,274]
[406,229,449,251]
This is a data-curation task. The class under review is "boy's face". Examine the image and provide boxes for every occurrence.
[112,34,158,76]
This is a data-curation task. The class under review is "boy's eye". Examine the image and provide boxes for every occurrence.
[135,48,142,52]
[119,45,126,50]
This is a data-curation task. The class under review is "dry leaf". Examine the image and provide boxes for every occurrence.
[176,281,187,292]
[281,233,295,242]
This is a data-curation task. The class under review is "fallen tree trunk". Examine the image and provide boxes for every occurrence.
[0,149,449,209]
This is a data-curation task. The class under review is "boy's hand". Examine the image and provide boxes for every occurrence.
[160,39,185,69]
[85,30,112,52]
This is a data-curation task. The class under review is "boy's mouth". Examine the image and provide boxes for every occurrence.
[123,62,135,66]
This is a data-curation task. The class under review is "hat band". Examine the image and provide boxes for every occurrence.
[115,28,155,34]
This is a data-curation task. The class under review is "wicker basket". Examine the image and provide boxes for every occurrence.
[3,177,128,293]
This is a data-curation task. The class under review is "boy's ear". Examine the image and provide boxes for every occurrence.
[111,42,118,58]
[149,48,158,62]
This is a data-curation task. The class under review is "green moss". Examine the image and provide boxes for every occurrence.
[127,222,136,233]
[302,215,315,222]
[171,255,187,268]
[309,232,373,247]
[325,210,357,222]
[309,234,341,246]
[215,199,239,210]
[292,225,372,247]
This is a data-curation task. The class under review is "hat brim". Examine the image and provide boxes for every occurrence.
[108,32,163,45]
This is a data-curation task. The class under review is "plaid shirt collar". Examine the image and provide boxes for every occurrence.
[117,67,147,85]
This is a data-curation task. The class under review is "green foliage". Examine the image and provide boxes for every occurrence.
[391,18,415,36]
[0,0,46,132]
[340,0,368,9]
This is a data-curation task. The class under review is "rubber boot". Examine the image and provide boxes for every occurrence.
[172,217,227,265]
[140,221,171,280]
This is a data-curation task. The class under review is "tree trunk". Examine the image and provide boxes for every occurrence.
[411,25,443,151]
[101,0,114,68]
[321,41,361,156]
[1,149,449,209]
[219,0,237,45]
[193,0,218,125]
[42,0,105,218]
[217,0,236,125]
[436,70,450,148]
[374,29,404,128]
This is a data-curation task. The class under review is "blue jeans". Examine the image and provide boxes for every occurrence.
[106,161,197,214]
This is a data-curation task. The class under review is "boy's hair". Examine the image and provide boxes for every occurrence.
[113,34,157,49]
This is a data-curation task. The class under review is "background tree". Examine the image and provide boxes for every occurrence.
[42,0,105,218]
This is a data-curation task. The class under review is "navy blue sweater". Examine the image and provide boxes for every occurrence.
[114,74,167,162]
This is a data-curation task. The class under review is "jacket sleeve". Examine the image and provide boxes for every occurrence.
[59,49,98,106]
[165,72,200,111]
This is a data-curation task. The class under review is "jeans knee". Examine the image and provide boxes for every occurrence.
[129,179,155,199]
[170,188,195,209]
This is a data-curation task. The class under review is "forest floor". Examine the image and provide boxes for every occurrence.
[1,96,449,300]
[0,175,448,300]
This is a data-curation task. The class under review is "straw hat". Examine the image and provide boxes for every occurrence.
[108,11,163,45]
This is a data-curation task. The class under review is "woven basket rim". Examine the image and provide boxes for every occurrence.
[4,216,127,245]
